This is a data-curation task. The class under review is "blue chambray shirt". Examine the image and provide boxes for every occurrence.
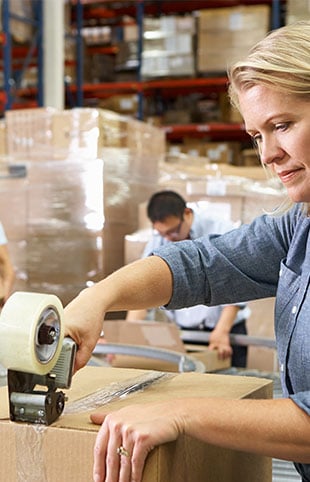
[153,203,310,481]
[143,205,247,328]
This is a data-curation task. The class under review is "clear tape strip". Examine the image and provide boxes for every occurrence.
[14,424,48,482]
[65,371,175,415]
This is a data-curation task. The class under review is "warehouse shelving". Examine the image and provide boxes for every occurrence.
[0,0,286,143]
[69,0,286,142]
[0,0,44,112]
[70,0,286,94]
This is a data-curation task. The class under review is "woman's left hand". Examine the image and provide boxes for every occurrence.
[91,401,183,482]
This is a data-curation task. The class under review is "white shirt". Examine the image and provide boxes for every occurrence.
[143,204,249,328]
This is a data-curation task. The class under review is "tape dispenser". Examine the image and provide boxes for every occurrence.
[0,292,76,425]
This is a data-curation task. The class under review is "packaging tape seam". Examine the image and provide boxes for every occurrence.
[64,371,175,415]
[14,423,48,482]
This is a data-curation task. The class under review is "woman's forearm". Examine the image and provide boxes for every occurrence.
[180,397,310,463]
[98,255,173,312]
[64,256,173,370]
[92,395,310,482]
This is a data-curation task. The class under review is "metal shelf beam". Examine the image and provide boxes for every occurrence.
[1,0,44,111]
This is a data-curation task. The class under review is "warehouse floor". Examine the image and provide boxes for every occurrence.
[0,364,301,481]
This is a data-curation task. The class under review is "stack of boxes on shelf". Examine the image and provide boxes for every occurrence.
[196,5,270,74]
[69,4,273,125]
[286,0,310,23]
[0,107,164,306]
[80,4,272,83]
[167,138,247,166]
[141,14,195,79]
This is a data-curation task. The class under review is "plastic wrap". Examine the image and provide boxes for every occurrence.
[159,158,285,224]
[0,107,166,302]
[99,109,164,276]
[65,371,175,415]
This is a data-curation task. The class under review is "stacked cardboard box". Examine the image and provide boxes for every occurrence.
[98,109,164,277]
[1,107,163,305]
[142,15,195,79]
[286,0,310,23]
[197,5,270,74]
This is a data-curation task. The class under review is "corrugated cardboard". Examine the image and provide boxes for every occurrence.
[0,366,272,481]
[102,320,231,372]
[197,5,270,73]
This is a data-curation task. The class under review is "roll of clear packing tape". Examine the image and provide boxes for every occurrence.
[0,291,64,375]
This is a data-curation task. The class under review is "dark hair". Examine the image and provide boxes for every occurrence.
[147,191,186,223]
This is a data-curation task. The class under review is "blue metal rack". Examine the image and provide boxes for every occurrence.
[0,0,285,113]
[1,0,44,111]
[71,0,285,119]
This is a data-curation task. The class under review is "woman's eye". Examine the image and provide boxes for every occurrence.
[275,122,289,131]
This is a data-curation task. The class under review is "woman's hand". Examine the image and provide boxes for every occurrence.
[64,287,106,371]
[91,401,184,482]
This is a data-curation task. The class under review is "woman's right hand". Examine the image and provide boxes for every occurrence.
[64,287,106,371]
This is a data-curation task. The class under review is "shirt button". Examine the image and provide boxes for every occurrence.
[292,306,297,314]
[280,364,284,372]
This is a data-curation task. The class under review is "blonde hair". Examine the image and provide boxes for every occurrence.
[228,21,310,214]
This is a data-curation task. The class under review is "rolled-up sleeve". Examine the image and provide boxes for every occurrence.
[153,212,291,309]
[290,392,310,415]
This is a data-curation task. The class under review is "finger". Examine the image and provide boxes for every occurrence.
[93,423,109,482]
[74,350,89,372]
[74,344,94,372]
[91,411,106,425]
[220,347,233,360]
[207,343,216,351]
[118,434,133,482]
[131,441,153,482]
[105,426,122,482]
[217,349,225,360]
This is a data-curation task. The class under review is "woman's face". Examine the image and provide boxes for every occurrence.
[238,84,310,203]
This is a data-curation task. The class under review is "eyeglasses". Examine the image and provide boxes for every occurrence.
[154,218,184,238]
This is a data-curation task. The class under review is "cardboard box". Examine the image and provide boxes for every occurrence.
[286,0,310,23]
[0,366,272,481]
[102,320,231,372]
[5,107,57,160]
[184,343,231,371]
[247,298,278,372]
[197,6,270,73]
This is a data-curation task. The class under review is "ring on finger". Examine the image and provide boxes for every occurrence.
[117,445,130,457]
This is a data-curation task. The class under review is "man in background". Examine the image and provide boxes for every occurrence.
[127,190,250,367]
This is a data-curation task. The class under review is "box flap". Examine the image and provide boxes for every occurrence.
[103,320,186,353]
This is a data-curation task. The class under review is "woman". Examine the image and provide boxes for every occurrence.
[64,21,310,482]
